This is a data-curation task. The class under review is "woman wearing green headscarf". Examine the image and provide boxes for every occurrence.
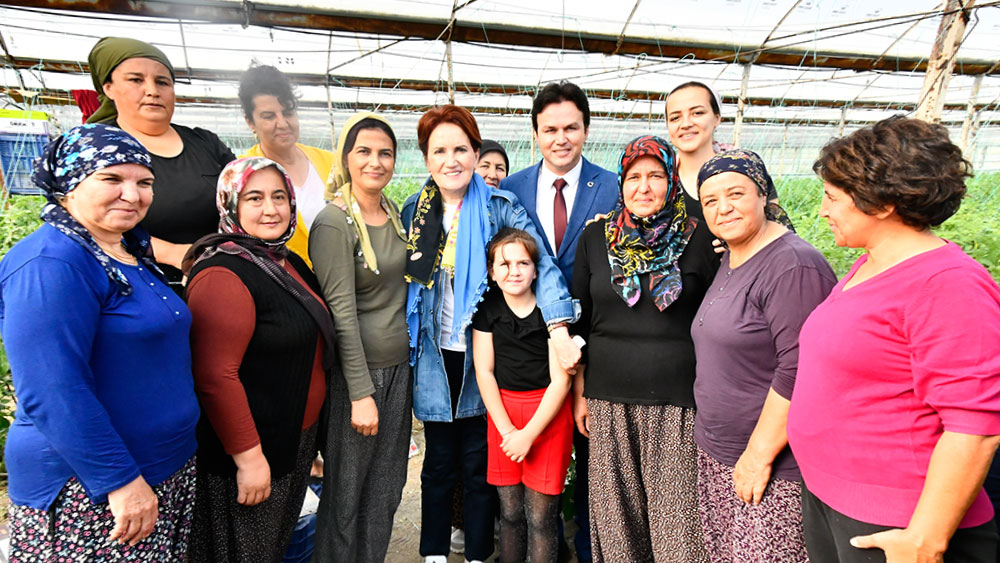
[309,113,411,562]
[87,36,235,289]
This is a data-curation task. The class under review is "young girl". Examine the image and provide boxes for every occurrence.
[471,227,574,563]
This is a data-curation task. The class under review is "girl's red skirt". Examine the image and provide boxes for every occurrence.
[486,387,573,495]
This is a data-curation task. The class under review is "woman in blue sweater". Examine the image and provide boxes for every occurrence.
[0,124,200,561]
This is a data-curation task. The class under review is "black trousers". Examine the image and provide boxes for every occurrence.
[419,349,496,560]
[572,427,593,561]
[802,486,998,563]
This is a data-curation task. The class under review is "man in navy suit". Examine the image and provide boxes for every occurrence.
[500,81,617,562]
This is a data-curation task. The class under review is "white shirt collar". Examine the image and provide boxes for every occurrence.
[538,157,584,192]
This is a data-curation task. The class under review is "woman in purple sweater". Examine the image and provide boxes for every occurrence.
[787,116,1000,562]
[692,149,836,561]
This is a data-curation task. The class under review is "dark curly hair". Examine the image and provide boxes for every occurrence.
[813,116,971,229]
[238,64,298,121]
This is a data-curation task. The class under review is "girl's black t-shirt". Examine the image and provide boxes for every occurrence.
[472,288,550,391]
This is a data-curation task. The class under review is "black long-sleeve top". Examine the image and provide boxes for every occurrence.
[572,201,719,407]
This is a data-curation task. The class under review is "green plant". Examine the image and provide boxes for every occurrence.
[776,172,1000,279]
[1,195,45,257]
[384,177,423,206]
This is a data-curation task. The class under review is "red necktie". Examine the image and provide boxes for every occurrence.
[553,178,567,253]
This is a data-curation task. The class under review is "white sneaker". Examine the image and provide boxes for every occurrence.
[424,557,447,563]
[450,526,465,553]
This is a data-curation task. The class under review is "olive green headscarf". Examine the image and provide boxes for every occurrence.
[326,111,406,274]
[86,37,175,125]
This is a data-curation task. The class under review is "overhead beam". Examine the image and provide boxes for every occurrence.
[6,56,993,112]
[6,0,1000,75]
[1,86,978,127]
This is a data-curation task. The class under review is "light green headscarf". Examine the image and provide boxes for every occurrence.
[86,37,175,125]
[327,111,406,274]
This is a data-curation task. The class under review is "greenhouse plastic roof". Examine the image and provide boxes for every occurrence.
[1,0,999,173]
[3,0,1000,114]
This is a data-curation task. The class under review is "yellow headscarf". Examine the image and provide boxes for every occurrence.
[327,112,406,274]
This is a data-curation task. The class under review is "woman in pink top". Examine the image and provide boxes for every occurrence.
[787,116,1000,562]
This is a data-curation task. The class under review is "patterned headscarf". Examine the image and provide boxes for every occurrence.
[606,135,696,312]
[86,37,175,125]
[183,157,297,272]
[183,157,338,371]
[327,111,406,274]
[216,157,298,246]
[32,123,163,295]
[696,149,795,231]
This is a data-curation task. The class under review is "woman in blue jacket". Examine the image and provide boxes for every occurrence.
[403,105,579,563]
[0,124,200,561]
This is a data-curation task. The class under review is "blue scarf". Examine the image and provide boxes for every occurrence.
[406,173,491,349]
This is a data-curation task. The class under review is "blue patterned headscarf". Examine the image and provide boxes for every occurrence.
[605,135,696,312]
[696,149,794,231]
[32,123,163,295]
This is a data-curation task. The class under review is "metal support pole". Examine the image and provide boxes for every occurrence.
[446,0,458,105]
[326,31,336,153]
[777,123,789,177]
[960,73,983,153]
[733,63,751,147]
[916,0,976,123]
[177,19,193,83]
[446,40,455,105]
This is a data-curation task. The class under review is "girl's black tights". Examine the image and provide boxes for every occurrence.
[496,484,560,563]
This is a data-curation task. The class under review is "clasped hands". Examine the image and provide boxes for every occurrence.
[498,426,536,464]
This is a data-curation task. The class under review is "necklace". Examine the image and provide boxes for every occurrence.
[98,240,138,265]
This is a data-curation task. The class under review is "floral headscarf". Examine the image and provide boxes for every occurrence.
[216,157,298,246]
[32,123,163,295]
[183,157,297,271]
[183,157,338,371]
[605,135,696,311]
[696,149,794,231]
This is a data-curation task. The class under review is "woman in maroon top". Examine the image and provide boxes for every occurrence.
[183,157,335,563]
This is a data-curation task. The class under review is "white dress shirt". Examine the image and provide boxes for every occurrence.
[535,157,583,254]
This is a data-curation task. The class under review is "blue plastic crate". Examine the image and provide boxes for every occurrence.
[0,133,48,196]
